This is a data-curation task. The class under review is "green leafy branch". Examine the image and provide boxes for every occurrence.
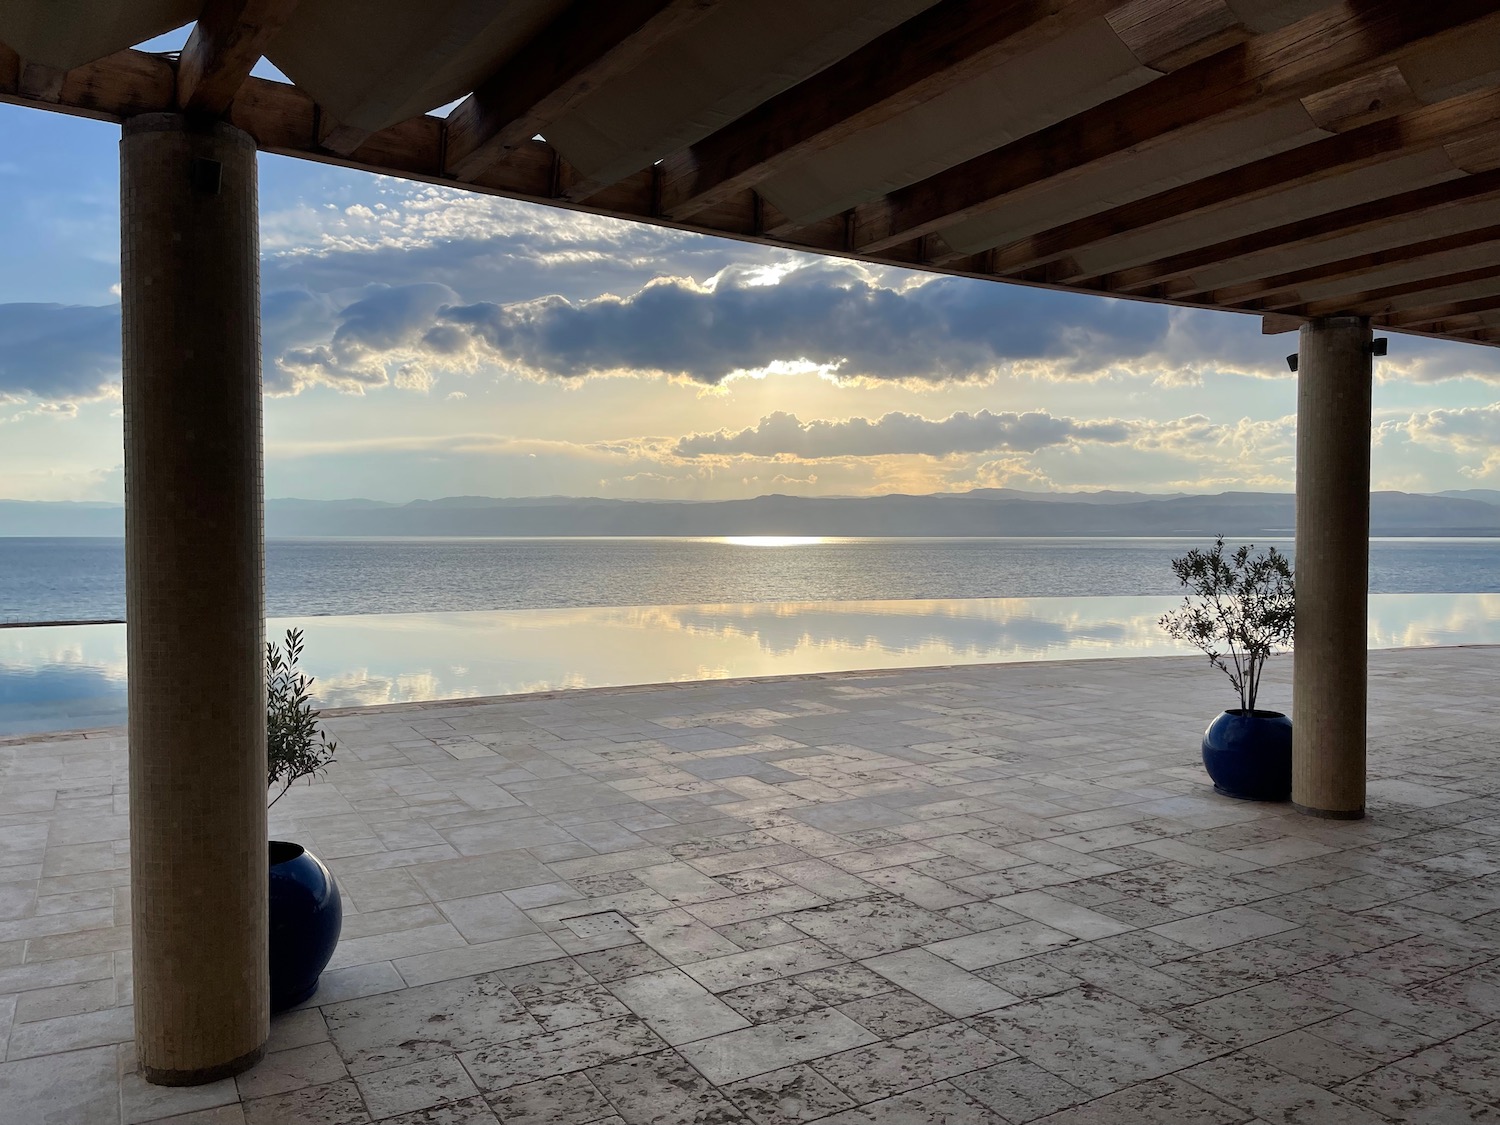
[266,627,338,807]
[1159,536,1295,712]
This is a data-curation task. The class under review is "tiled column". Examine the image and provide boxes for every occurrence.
[121,114,267,1084]
[1292,315,1372,820]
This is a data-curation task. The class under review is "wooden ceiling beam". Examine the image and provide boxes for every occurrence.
[1379,294,1500,329]
[177,0,300,118]
[651,0,1118,220]
[1287,264,1500,319]
[443,0,715,184]
[0,41,17,94]
[1090,170,1500,293]
[982,85,1500,279]
[0,47,173,122]
[851,0,1500,254]
[6,43,1500,354]
[1202,223,1500,304]
[1106,0,1254,73]
[316,111,371,157]
[1384,322,1500,348]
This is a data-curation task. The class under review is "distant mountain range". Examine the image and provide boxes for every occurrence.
[4,488,1500,537]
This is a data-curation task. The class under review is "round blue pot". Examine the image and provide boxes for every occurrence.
[269,841,342,1012]
[1201,709,1293,802]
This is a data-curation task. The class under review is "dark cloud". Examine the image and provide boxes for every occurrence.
[429,261,1174,385]
[259,189,770,307]
[0,303,121,401]
[675,409,1138,459]
[270,283,458,393]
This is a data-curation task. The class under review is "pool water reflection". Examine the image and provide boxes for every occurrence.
[3,593,1498,737]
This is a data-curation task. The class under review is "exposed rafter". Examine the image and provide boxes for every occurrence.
[443,0,715,183]
[849,0,1500,254]
[1105,0,1255,71]
[1091,171,1500,293]
[177,0,300,117]
[2,15,1499,351]
[1379,293,1500,328]
[1204,226,1500,305]
[983,91,1500,279]
[650,0,1119,220]
[1290,262,1500,318]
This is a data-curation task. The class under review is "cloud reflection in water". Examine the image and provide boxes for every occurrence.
[3,593,1498,736]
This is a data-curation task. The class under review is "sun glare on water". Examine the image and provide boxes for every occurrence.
[718,536,828,547]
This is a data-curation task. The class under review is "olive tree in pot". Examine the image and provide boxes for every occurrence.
[267,628,342,1010]
[1160,537,1295,801]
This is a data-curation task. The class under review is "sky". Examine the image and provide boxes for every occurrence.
[3,100,1500,504]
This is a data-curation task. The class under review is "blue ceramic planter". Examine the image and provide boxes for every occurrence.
[269,842,342,1012]
[1201,709,1292,802]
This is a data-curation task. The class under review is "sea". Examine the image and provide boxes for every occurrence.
[3,535,1499,736]
[7,535,1500,623]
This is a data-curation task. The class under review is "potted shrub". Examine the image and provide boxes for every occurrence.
[266,627,343,1010]
[1160,537,1295,801]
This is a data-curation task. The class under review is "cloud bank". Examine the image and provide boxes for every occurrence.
[674,409,1136,459]
[6,247,1500,404]
[0,303,121,402]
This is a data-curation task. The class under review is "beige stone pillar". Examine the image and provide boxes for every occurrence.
[122,114,267,1084]
[1292,315,1372,820]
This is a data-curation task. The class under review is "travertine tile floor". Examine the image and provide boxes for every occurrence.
[2,648,1499,1124]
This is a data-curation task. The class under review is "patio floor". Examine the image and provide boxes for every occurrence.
[2,647,1499,1125]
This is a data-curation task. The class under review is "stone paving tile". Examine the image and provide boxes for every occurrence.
[1300,1009,1453,1064]
[926,918,1078,969]
[719,978,824,1023]
[323,972,536,1075]
[1179,1052,1388,1125]
[993,890,1137,939]
[948,1057,1091,1122]
[675,1007,878,1084]
[518,982,631,1030]
[234,1040,347,1100]
[1169,978,1348,1048]
[1146,905,1300,952]
[723,1063,857,1125]
[782,894,970,959]
[1335,1062,1500,1125]
[972,983,1223,1097]
[810,1019,1016,1103]
[835,989,950,1037]
[631,907,743,964]
[606,967,750,1044]
[681,937,845,993]
[811,1080,1008,1124]
[792,963,895,1004]
[482,1072,613,1125]
[6,648,1500,1125]
[1241,1027,1385,1086]
[861,948,1018,1017]
[381,1097,499,1125]
[1027,1075,1247,1125]
[241,1078,368,1125]
[460,1013,666,1091]
[354,1055,479,1120]
[0,1043,118,1125]
[587,1049,748,1123]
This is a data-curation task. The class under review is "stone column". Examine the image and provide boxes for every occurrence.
[1292,315,1372,820]
[122,114,267,1084]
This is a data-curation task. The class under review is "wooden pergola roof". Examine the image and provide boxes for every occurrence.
[4,0,1500,348]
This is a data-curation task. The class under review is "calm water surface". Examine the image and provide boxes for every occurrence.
[4,593,1498,737]
[4,535,1500,623]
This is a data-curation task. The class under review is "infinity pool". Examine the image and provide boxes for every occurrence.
[3,593,1497,737]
